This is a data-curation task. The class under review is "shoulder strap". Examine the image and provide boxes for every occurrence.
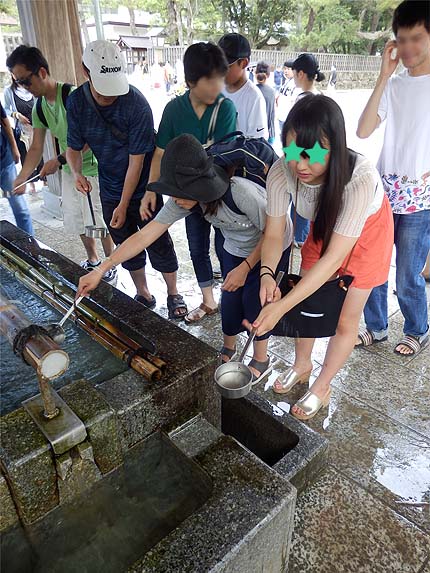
[35,83,73,128]
[221,184,245,216]
[82,81,127,143]
[35,97,48,128]
[61,83,73,108]
[205,97,224,147]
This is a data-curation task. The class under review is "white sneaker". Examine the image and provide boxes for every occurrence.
[80,259,117,282]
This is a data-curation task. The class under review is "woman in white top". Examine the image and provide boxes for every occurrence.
[247,95,394,420]
[291,53,325,99]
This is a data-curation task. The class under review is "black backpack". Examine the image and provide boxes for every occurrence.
[206,131,279,189]
[35,83,73,155]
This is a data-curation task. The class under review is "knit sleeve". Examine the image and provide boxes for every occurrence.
[334,163,379,237]
[266,158,293,217]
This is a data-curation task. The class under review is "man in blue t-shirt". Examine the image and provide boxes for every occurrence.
[67,41,186,318]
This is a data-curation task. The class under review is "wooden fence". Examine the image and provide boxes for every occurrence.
[151,46,381,73]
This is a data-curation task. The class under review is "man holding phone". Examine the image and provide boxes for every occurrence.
[356,0,430,356]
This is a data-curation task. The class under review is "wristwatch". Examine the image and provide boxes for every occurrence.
[57,154,67,169]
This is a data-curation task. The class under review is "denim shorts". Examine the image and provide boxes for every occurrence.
[221,246,290,339]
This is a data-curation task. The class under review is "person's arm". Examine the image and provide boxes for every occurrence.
[259,214,289,304]
[140,146,164,220]
[65,92,92,193]
[221,233,265,292]
[110,153,146,229]
[66,146,92,194]
[357,39,399,138]
[3,88,29,124]
[77,220,170,297]
[252,232,357,336]
[0,114,20,164]
[140,101,174,220]
[12,128,47,194]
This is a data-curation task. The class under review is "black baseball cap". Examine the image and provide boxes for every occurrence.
[284,60,295,68]
[218,33,251,64]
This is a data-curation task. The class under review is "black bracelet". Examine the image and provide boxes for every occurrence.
[260,265,275,276]
[260,272,275,280]
[244,259,252,270]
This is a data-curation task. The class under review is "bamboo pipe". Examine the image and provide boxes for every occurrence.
[0,290,69,381]
[0,290,69,418]
[1,247,158,358]
[0,248,165,377]
[40,290,162,382]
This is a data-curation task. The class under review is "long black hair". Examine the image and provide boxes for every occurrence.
[282,94,356,254]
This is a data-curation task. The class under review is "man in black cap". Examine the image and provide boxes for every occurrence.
[218,33,268,139]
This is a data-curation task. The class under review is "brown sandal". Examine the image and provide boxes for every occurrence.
[184,303,218,324]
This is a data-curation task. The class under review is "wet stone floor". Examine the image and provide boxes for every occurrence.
[1,191,429,573]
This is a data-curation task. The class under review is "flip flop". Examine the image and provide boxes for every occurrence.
[355,329,387,348]
[134,294,156,309]
[220,346,236,363]
[394,332,429,356]
[167,294,187,320]
[248,358,272,385]
[184,303,218,323]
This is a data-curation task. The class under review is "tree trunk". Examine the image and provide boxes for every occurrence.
[167,0,179,44]
[186,0,194,44]
[305,7,315,35]
[176,2,184,46]
[128,6,138,36]
[368,11,381,55]
[358,7,367,31]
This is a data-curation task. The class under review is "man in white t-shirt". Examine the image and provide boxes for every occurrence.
[276,60,301,133]
[218,33,268,139]
[356,0,430,356]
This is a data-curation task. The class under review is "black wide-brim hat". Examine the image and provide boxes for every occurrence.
[147,134,230,202]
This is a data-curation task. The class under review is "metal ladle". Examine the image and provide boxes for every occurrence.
[214,271,284,399]
[1,173,40,198]
[45,296,84,344]
[85,191,107,239]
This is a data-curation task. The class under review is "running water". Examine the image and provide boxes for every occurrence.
[0,268,128,415]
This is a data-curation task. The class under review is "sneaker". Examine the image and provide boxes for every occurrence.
[80,259,101,271]
[80,259,117,282]
[103,266,117,282]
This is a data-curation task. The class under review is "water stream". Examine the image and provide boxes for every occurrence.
[0,268,128,416]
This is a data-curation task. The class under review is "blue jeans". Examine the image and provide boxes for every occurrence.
[364,209,430,338]
[185,210,214,288]
[291,203,310,244]
[1,160,34,235]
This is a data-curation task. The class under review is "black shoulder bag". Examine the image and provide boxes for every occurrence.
[272,181,355,338]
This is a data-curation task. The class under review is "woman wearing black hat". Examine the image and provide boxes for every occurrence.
[77,134,293,382]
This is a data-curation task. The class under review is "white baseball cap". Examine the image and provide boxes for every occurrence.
[83,40,129,97]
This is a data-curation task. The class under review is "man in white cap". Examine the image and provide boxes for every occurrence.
[7,44,115,278]
[66,41,187,318]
